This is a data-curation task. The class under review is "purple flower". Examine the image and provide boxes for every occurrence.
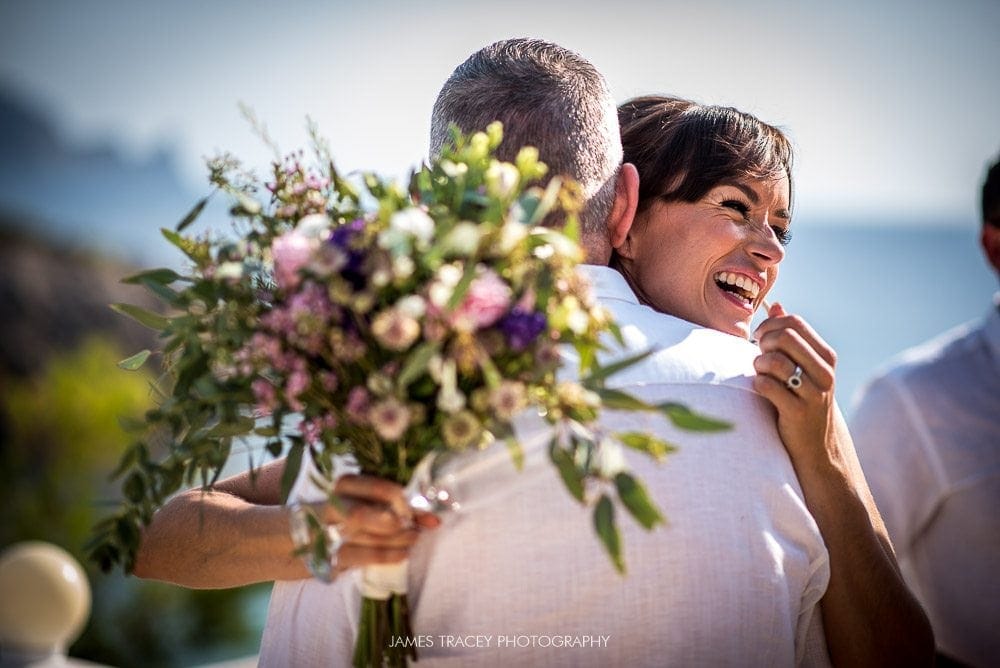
[328,219,367,288]
[499,307,547,351]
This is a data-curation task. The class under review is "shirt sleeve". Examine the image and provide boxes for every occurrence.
[850,374,949,556]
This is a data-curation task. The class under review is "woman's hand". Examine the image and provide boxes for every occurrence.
[749,302,934,666]
[751,302,842,473]
[310,474,441,573]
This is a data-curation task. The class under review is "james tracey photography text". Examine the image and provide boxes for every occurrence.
[388,635,612,650]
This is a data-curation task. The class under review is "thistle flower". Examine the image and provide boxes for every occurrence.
[489,381,527,420]
[368,398,411,441]
[371,308,420,351]
[442,410,482,450]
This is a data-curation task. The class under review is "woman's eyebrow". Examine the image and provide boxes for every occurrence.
[718,181,760,204]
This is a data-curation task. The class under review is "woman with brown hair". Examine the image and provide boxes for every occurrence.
[612,95,934,666]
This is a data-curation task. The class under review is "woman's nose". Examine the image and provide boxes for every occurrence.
[747,227,785,266]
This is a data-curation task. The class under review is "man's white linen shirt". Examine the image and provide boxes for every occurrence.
[851,299,1000,667]
[260,265,831,667]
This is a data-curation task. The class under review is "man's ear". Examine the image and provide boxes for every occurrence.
[982,224,1000,275]
[608,163,639,253]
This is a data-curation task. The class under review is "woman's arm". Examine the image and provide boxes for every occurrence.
[752,303,934,667]
[133,459,433,588]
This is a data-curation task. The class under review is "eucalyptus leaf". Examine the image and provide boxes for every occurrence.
[398,341,440,388]
[176,196,210,232]
[110,304,169,331]
[549,439,585,503]
[117,349,152,370]
[581,349,654,388]
[594,494,625,574]
[593,387,652,413]
[121,268,184,285]
[616,431,677,461]
[281,441,305,503]
[658,402,732,432]
[206,416,256,438]
[505,436,524,472]
[614,472,665,530]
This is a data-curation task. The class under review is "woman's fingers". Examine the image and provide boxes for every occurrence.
[334,474,413,523]
[756,325,835,391]
[754,302,838,369]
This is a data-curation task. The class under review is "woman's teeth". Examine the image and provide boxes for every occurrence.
[714,271,760,304]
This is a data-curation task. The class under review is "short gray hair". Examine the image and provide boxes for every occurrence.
[430,38,621,235]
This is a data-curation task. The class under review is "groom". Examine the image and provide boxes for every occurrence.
[136,39,927,666]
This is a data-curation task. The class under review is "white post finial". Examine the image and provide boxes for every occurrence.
[0,542,92,666]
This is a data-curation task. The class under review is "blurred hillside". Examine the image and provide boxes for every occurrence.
[0,219,158,378]
[0,88,202,265]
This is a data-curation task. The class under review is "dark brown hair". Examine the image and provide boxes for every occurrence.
[618,95,795,217]
[983,154,1000,227]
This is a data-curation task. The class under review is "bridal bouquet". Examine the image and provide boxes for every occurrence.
[89,122,728,667]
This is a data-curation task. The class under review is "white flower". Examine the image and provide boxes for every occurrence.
[594,437,627,477]
[443,222,482,256]
[295,213,332,238]
[389,207,435,246]
[392,255,415,279]
[215,261,244,281]
[485,160,520,199]
[497,220,528,254]
[396,295,426,319]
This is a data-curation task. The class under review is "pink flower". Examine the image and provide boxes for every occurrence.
[368,398,411,441]
[252,379,278,415]
[272,231,315,290]
[346,387,371,424]
[285,367,310,412]
[450,269,512,332]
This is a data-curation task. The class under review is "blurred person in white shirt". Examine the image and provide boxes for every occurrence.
[852,154,1000,667]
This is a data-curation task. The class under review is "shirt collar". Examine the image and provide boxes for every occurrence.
[578,264,639,304]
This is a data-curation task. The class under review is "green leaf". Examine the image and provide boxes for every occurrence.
[206,416,256,438]
[616,431,677,461]
[110,303,169,331]
[280,441,304,503]
[581,349,654,388]
[398,341,441,388]
[594,387,653,412]
[176,196,210,232]
[161,228,208,264]
[505,436,524,472]
[122,268,184,285]
[614,472,665,530]
[123,472,146,504]
[549,439,585,503]
[594,494,625,574]
[117,349,152,370]
[139,278,183,306]
[657,402,732,432]
[445,260,479,311]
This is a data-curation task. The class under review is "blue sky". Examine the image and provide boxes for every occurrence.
[1,0,998,226]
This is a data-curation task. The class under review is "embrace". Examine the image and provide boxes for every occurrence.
[132,39,934,667]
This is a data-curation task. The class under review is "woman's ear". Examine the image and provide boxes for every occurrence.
[608,163,639,254]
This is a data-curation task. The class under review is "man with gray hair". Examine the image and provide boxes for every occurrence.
[428,38,621,260]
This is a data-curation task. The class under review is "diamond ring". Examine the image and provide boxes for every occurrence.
[785,365,804,391]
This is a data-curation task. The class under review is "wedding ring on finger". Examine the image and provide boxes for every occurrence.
[785,365,804,391]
